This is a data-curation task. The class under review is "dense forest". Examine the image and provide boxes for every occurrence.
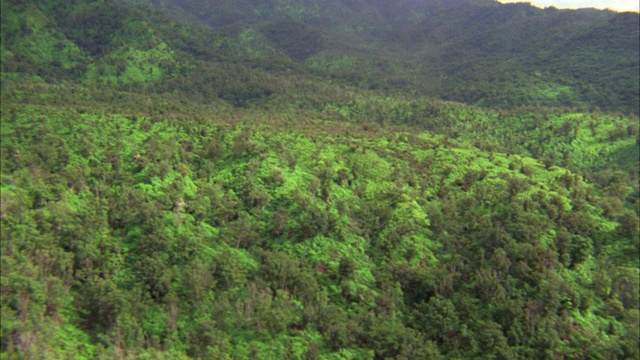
[1,0,639,359]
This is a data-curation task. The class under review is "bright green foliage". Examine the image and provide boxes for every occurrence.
[2,94,637,358]
[1,1,639,359]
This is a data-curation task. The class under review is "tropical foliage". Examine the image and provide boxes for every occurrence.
[1,0,638,359]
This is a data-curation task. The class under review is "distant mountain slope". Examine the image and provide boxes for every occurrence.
[2,0,638,114]
[1,0,239,84]
[0,0,88,78]
[119,0,639,114]
[1,0,181,83]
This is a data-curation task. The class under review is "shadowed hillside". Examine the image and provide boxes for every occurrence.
[116,0,640,114]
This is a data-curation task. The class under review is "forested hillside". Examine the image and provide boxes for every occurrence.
[1,0,639,359]
[118,0,640,114]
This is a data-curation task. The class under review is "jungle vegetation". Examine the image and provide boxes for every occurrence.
[1,0,639,359]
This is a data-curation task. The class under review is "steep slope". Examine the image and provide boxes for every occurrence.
[121,0,639,114]
[544,12,640,113]
[1,0,235,86]
[4,0,637,113]
[0,0,88,78]
[420,5,639,113]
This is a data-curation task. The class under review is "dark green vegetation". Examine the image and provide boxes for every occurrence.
[1,0,639,359]
[6,0,637,114]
